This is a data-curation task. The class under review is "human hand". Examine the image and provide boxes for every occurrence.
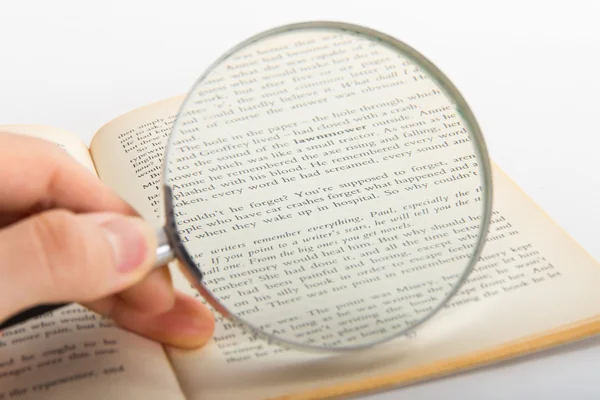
[0,132,214,349]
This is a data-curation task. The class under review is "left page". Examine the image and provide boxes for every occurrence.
[0,125,186,400]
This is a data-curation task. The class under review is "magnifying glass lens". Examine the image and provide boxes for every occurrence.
[163,24,491,350]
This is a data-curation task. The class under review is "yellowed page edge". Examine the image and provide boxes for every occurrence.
[274,316,600,400]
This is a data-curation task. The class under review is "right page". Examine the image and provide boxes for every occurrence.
[168,164,600,400]
[89,98,600,400]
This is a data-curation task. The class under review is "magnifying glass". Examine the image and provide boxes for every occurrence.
[2,22,493,351]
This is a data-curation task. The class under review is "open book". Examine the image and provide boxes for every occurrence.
[2,96,600,400]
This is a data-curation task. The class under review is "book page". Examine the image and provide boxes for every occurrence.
[0,125,186,400]
[89,93,600,400]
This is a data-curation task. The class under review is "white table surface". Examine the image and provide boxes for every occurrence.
[2,1,600,398]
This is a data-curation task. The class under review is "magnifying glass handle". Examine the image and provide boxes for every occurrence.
[154,226,175,267]
[0,228,175,331]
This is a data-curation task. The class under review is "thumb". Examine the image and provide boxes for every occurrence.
[0,210,157,319]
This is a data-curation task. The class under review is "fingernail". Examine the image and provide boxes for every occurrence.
[99,217,149,273]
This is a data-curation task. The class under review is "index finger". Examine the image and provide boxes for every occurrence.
[0,132,137,216]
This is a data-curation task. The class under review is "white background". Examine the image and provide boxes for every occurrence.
[2,0,600,398]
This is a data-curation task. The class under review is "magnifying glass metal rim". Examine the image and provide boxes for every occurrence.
[160,20,494,352]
